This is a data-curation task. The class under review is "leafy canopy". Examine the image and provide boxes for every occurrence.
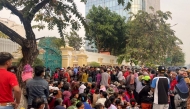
[117,8,183,66]
[66,29,83,51]
[0,0,87,45]
[86,5,128,55]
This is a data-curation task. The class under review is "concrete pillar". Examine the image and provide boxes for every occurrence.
[77,54,88,67]
[110,59,114,66]
[98,58,103,65]
[60,45,74,68]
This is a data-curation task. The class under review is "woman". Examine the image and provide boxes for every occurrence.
[174,75,189,109]
[104,95,117,109]
[62,84,71,108]
[96,71,101,88]
[82,70,88,83]
[169,71,178,109]
[76,102,85,109]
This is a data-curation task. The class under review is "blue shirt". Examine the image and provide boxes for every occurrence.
[83,102,92,109]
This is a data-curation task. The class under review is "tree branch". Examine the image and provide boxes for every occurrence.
[1,0,24,21]
[28,0,50,21]
[0,22,25,46]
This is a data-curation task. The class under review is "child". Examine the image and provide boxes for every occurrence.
[126,98,139,109]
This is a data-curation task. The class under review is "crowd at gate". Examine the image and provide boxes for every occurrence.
[0,52,190,109]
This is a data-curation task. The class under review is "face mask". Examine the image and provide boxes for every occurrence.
[10,70,15,72]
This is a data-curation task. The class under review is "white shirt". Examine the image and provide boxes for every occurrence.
[96,98,106,106]
[135,77,143,93]
[117,71,123,80]
[79,84,86,94]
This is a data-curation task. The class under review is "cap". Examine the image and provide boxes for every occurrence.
[142,76,151,81]
[158,66,166,73]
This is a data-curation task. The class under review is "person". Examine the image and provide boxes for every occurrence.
[79,83,86,94]
[76,102,85,109]
[0,52,21,109]
[174,75,189,109]
[94,103,104,109]
[82,70,88,83]
[54,98,66,109]
[62,84,71,108]
[169,71,177,109]
[7,66,17,74]
[104,95,117,109]
[151,66,170,109]
[26,66,49,109]
[78,93,92,109]
[31,97,45,109]
[138,75,153,109]
[96,91,107,106]
[100,69,110,87]
[126,98,139,109]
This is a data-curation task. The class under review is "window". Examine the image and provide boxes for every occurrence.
[142,0,146,11]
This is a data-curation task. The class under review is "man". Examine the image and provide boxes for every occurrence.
[100,68,110,87]
[0,52,21,109]
[151,66,170,109]
[26,66,49,109]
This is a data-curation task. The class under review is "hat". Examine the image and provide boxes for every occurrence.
[22,64,33,82]
[107,87,114,94]
[158,66,166,73]
[142,76,151,81]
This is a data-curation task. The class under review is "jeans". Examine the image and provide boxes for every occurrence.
[0,106,14,109]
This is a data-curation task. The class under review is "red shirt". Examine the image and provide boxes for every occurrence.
[63,73,70,82]
[0,69,19,103]
[123,71,129,79]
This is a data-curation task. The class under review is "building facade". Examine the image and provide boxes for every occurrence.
[0,38,20,53]
[84,0,160,52]
[0,18,25,53]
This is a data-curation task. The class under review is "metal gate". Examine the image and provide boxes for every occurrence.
[38,37,62,72]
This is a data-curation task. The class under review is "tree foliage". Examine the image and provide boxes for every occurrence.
[0,0,87,84]
[117,8,183,66]
[165,46,185,66]
[86,6,128,55]
[66,29,83,51]
[38,37,64,49]
[81,0,132,10]
[89,61,100,67]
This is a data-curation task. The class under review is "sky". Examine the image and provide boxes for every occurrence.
[0,0,190,64]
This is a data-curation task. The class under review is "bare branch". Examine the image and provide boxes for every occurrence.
[1,0,24,21]
[0,22,25,46]
[28,0,50,21]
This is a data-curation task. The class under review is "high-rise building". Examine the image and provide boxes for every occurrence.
[85,0,160,52]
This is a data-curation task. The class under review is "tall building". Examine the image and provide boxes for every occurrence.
[85,0,160,52]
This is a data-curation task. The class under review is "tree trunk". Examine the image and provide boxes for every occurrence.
[16,40,39,109]
[16,40,39,83]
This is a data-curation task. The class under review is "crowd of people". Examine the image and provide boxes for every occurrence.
[0,52,190,109]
